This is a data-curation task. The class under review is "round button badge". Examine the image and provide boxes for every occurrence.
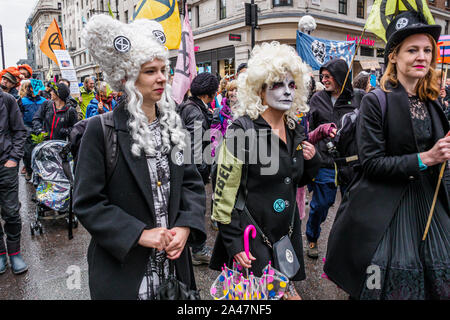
[114,36,131,53]
[152,30,166,45]
[273,199,286,213]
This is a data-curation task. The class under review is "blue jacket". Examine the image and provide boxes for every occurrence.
[21,95,47,127]
[85,98,117,119]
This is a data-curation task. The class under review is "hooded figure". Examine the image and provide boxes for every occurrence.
[304,58,365,260]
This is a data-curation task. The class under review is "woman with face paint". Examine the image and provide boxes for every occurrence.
[210,42,322,300]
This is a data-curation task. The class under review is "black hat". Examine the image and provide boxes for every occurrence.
[50,82,70,101]
[190,72,219,97]
[384,11,441,65]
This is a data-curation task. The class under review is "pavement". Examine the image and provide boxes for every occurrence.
[0,170,348,300]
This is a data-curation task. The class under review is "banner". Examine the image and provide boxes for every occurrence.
[133,0,181,49]
[296,31,355,70]
[171,4,197,105]
[365,0,435,42]
[53,50,80,96]
[30,79,46,96]
[39,19,66,65]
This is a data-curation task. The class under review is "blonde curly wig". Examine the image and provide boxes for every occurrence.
[235,42,311,129]
[82,15,185,157]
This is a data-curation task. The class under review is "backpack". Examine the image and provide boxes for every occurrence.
[69,111,118,182]
[334,88,387,167]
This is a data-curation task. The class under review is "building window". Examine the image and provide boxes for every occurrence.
[273,0,293,6]
[360,46,374,57]
[219,0,226,20]
[357,0,365,19]
[339,0,347,14]
[58,2,62,10]
[188,8,192,24]
[125,10,128,23]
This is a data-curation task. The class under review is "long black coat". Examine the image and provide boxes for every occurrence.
[73,103,207,299]
[324,82,450,298]
[210,116,322,280]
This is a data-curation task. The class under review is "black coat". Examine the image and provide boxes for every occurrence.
[210,116,322,280]
[73,103,207,299]
[0,90,26,164]
[32,100,78,140]
[324,82,450,298]
[177,96,213,182]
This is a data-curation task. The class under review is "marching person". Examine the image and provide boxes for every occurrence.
[85,81,117,118]
[32,82,78,141]
[17,64,33,80]
[210,42,322,300]
[305,58,365,259]
[0,84,27,275]
[324,11,450,300]
[73,15,206,300]
[19,80,47,181]
[76,76,96,119]
[177,72,219,266]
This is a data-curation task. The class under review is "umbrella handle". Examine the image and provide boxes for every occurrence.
[244,225,256,260]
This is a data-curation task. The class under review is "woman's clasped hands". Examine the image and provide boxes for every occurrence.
[138,227,190,260]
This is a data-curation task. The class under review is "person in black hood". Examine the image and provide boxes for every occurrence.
[305,58,365,259]
[177,72,219,266]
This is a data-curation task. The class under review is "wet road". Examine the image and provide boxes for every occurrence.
[0,171,347,300]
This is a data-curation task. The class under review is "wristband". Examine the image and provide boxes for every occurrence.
[417,154,428,171]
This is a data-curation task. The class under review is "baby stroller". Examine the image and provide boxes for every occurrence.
[30,140,78,236]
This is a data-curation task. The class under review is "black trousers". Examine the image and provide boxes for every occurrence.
[0,165,21,243]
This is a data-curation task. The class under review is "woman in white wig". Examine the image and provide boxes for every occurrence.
[210,42,322,299]
[73,15,206,300]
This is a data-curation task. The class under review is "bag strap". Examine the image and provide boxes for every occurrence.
[99,111,118,182]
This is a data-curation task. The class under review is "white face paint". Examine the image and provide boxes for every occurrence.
[264,73,296,111]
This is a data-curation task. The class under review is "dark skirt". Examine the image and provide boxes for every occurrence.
[360,171,450,300]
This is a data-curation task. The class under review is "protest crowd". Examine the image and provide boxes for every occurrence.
[0,5,449,302]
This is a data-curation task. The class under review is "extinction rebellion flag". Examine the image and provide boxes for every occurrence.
[296,31,356,70]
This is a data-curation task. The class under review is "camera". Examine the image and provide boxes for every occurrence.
[326,141,339,158]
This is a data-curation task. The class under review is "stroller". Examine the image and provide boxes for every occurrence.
[30,140,78,236]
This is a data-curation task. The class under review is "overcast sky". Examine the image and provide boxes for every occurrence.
[0,0,38,68]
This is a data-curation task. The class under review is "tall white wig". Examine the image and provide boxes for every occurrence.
[82,15,185,157]
[235,42,311,129]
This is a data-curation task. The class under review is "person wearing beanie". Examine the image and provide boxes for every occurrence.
[177,72,219,266]
[73,15,206,300]
[32,82,78,141]
[18,64,33,80]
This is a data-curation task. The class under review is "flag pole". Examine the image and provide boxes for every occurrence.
[339,28,366,96]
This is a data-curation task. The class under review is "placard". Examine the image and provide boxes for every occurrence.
[53,50,80,96]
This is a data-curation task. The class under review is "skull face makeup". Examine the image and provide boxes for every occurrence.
[263,73,296,111]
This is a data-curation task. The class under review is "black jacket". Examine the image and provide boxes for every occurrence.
[177,96,213,182]
[310,59,365,169]
[324,82,450,298]
[210,115,322,280]
[73,103,207,299]
[0,90,26,165]
[32,100,78,140]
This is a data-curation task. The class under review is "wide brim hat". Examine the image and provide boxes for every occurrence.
[384,11,441,65]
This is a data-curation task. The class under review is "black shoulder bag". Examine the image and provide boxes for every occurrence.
[156,260,201,300]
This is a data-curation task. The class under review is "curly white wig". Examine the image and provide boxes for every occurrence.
[82,15,185,157]
[235,42,311,129]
